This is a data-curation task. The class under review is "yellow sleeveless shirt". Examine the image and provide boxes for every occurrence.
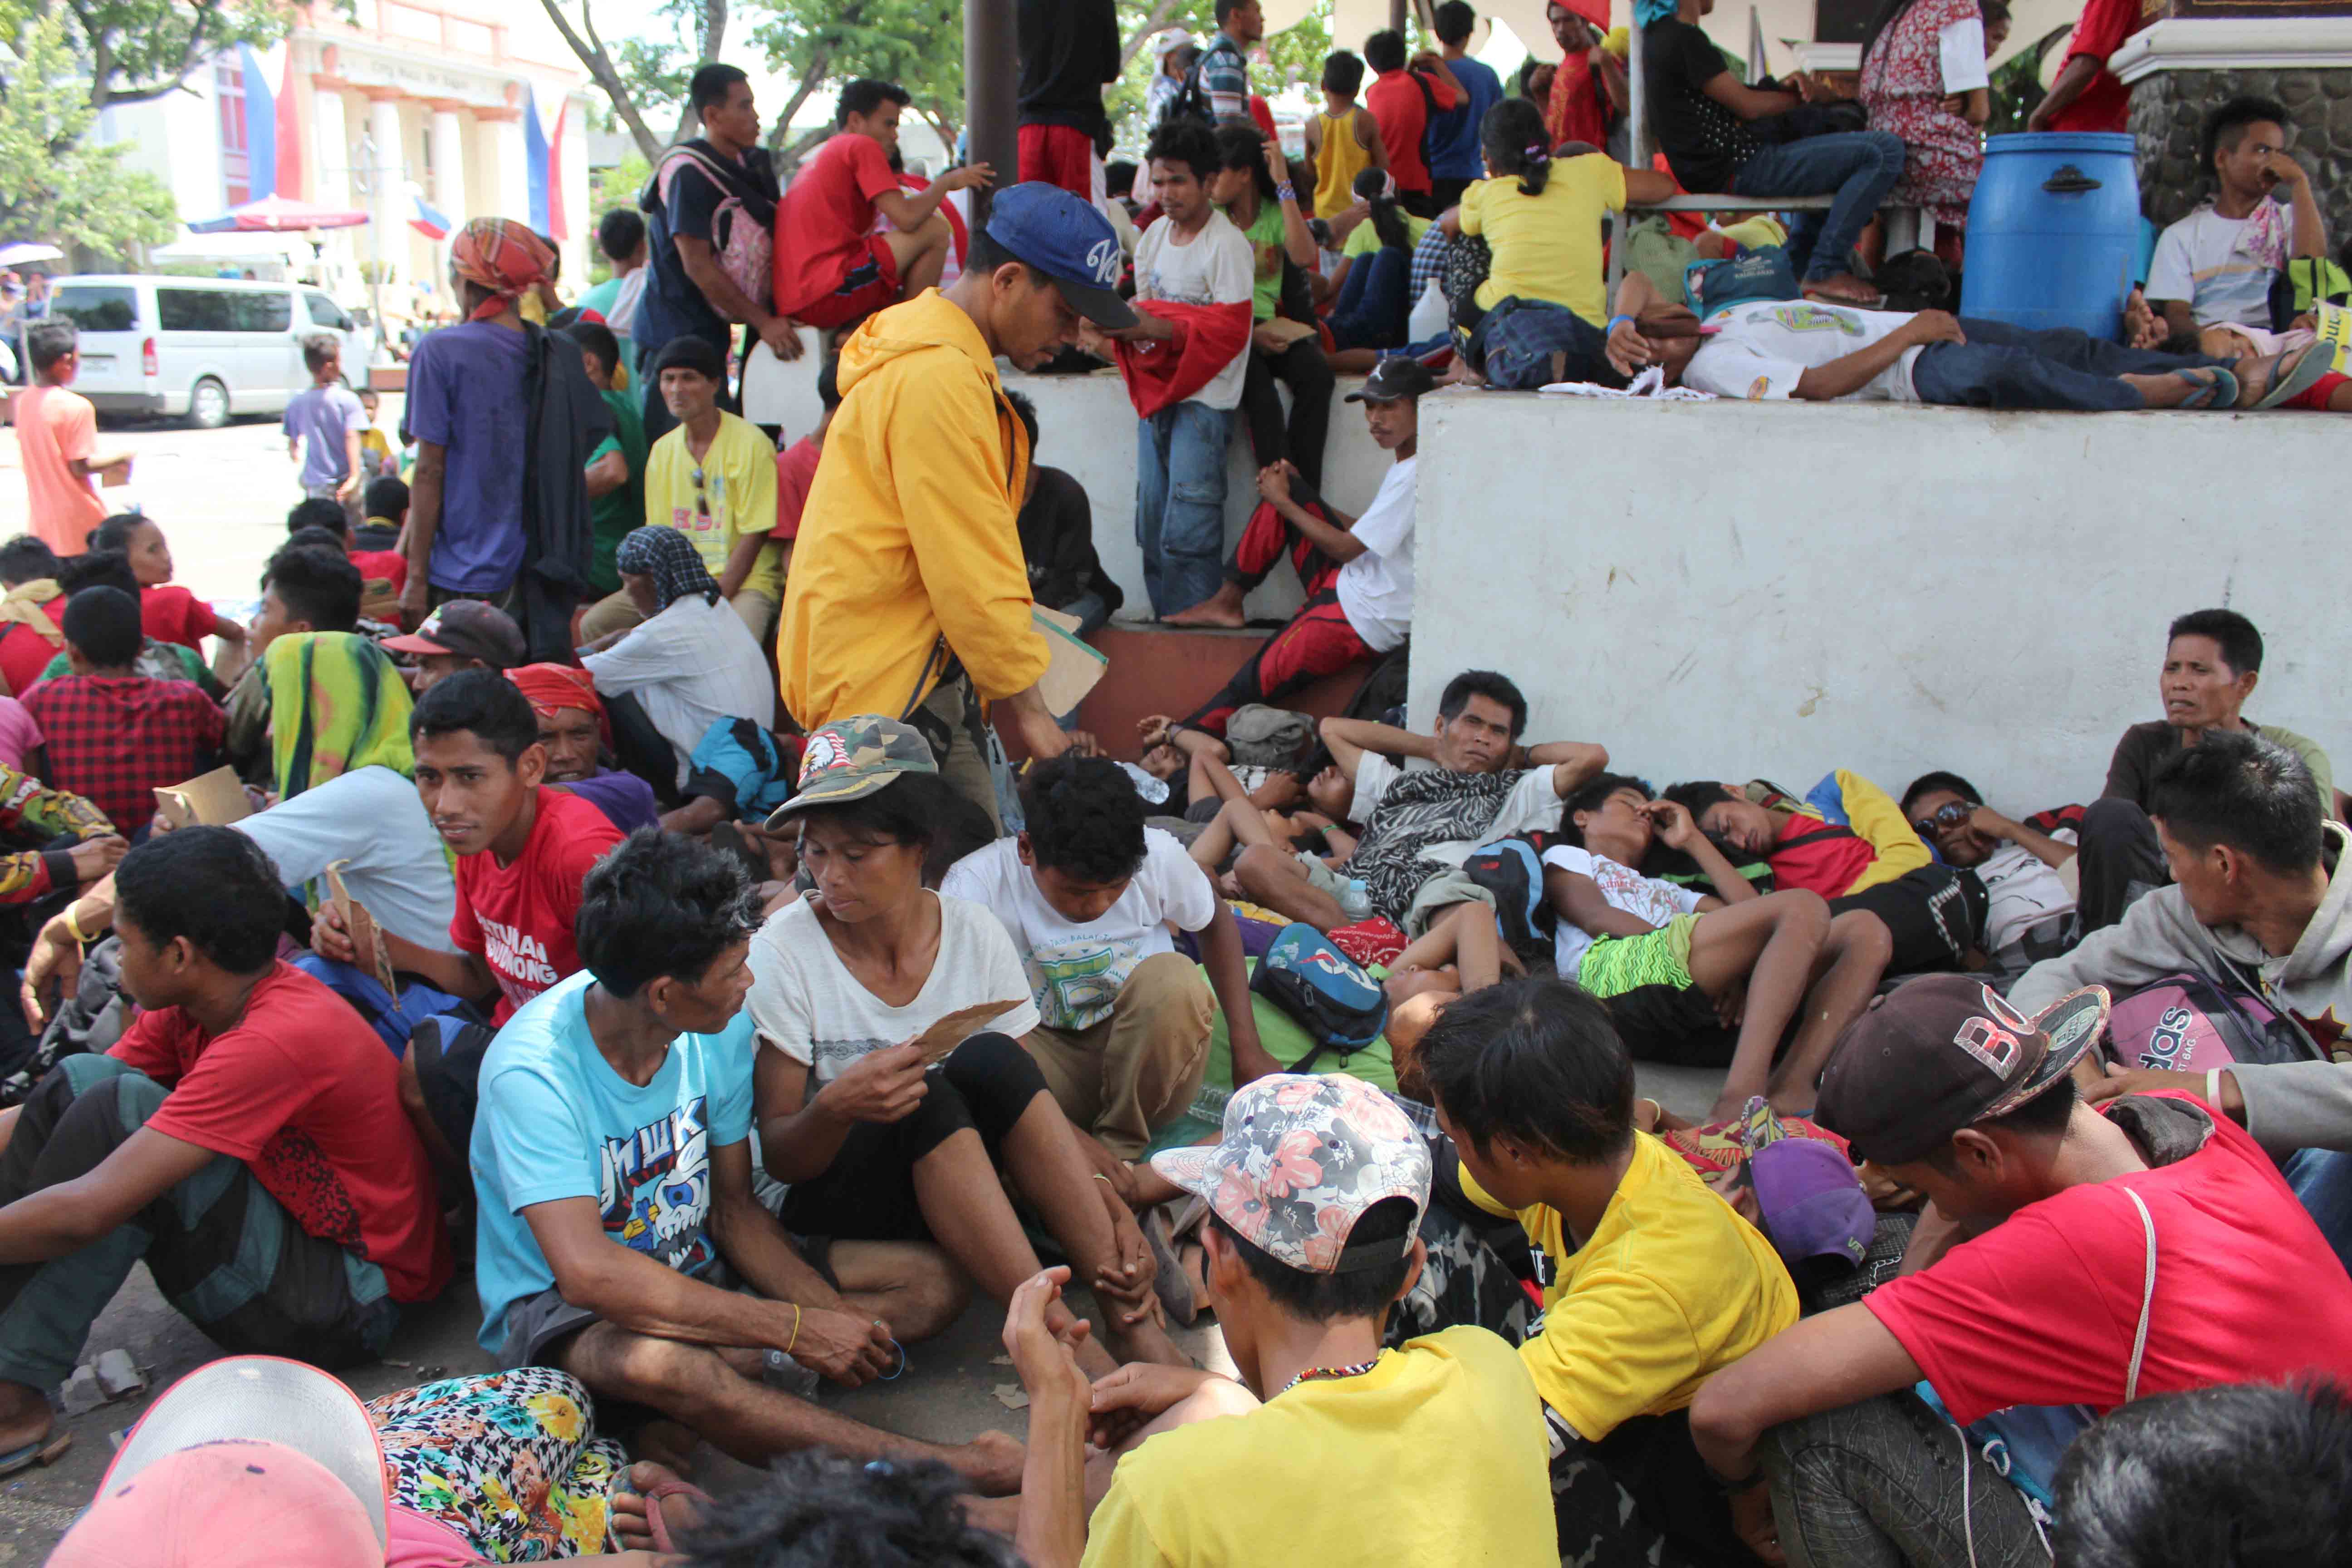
[1312,110,1374,219]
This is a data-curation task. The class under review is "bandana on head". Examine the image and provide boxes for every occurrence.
[616,525,721,612]
[508,662,610,749]
[450,220,554,323]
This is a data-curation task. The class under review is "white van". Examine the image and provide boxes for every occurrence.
[43,275,365,428]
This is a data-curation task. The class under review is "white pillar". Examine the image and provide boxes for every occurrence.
[431,107,467,225]
[368,96,406,280]
[493,115,527,222]
[314,89,350,209]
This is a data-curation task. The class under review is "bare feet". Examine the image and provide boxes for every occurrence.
[1801,274,1884,307]
[950,1430,1029,1495]
[1163,582,1247,627]
[1102,1311,1190,1369]
[0,1381,57,1468]
[610,1460,705,1553]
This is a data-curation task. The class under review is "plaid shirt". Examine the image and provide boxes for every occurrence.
[22,675,225,837]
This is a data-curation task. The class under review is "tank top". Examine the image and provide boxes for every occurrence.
[1312,110,1375,219]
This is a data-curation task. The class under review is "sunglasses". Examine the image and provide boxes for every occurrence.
[1911,800,1975,836]
[691,466,712,519]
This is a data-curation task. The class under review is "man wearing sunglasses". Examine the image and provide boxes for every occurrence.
[1900,771,2084,985]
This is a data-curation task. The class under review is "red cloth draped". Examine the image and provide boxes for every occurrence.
[1109,299,1253,418]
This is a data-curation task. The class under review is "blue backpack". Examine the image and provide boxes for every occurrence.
[289,952,471,1058]
[1462,831,1558,961]
[1251,925,1390,1068]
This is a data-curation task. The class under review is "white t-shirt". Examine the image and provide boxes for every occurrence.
[745,892,1044,1086]
[1540,843,1705,976]
[232,765,461,953]
[1683,301,1924,402]
[1346,753,1568,867]
[1132,209,1255,411]
[1975,832,2079,954]
[2147,206,2280,329]
[940,829,1217,1031]
[1333,458,1416,653]
[583,595,772,790]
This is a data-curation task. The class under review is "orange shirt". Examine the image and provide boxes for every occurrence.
[15,386,105,556]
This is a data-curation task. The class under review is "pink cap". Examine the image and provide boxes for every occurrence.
[49,1440,381,1568]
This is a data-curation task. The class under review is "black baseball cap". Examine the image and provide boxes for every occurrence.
[1815,975,2111,1166]
[1345,356,1437,404]
[982,183,1137,331]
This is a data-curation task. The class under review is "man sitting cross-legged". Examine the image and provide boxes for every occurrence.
[1690,972,2352,1568]
[1002,1072,1558,1568]
[0,828,449,1478]
[1233,670,1608,941]
[1548,774,1887,1121]
[471,825,1021,1487]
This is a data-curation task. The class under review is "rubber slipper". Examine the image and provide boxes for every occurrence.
[1140,1207,1196,1329]
[0,1430,70,1478]
[2175,366,2238,409]
[2256,342,2333,410]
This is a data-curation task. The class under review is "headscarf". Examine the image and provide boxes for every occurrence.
[0,579,63,648]
[509,662,611,749]
[615,526,721,612]
[265,632,416,801]
[450,220,555,323]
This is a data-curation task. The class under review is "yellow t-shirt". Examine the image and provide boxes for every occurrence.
[1461,1132,1798,1445]
[1343,211,1434,260]
[1460,154,1628,324]
[643,410,784,604]
[1082,1327,1554,1568]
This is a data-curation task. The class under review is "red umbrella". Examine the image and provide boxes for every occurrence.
[188,194,371,233]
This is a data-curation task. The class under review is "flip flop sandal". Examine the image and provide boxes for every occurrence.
[2256,342,2334,410]
[611,1470,715,1555]
[1140,1207,1197,1329]
[2175,366,2238,409]
[0,1430,70,1478]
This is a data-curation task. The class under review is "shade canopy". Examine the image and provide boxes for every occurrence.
[189,195,371,234]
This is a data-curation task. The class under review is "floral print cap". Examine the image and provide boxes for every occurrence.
[1151,1074,1431,1275]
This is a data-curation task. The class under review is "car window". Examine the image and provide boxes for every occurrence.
[158,288,236,332]
[49,286,138,333]
[231,290,292,332]
[304,291,351,331]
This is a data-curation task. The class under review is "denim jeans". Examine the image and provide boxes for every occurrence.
[1135,400,1233,617]
[1764,1392,2047,1568]
[1910,319,2234,412]
[1329,246,1413,351]
[2286,1147,2352,1279]
[1727,131,1906,283]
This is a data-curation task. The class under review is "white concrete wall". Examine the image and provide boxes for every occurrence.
[1403,393,2346,814]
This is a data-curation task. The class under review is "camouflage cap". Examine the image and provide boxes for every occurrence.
[763,715,936,828]
[1152,1074,1430,1275]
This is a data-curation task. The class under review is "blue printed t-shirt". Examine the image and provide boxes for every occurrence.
[1426,55,1504,181]
[469,969,757,1354]
[404,320,530,594]
[283,383,368,489]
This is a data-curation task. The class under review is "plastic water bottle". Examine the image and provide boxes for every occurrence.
[1407,279,1449,345]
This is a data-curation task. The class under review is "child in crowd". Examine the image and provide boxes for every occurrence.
[288,495,409,594]
[86,514,248,660]
[772,355,840,573]
[1325,168,1432,366]
[561,320,649,602]
[1361,29,1464,218]
[23,586,225,838]
[15,322,129,558]
[0,535,65,699]
[358,475,407,553]
[1212,122,1333,496]
[30,551,223,696]
[1084,118,1254,620]
[1417,979,1798,1565]
[1304,49,1387,220]
[355,387,399,480]
[283,333,368,522]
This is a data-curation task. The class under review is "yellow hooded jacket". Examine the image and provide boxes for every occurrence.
[779,289,1048,728]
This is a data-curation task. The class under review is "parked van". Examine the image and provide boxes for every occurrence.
[43,275,365,427]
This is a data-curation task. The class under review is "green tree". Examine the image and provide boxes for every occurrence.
[0,0,291,112]
[747,0,963,173]
[0,11,175,257]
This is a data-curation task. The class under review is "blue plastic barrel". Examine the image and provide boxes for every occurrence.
[1959,132,2141,340]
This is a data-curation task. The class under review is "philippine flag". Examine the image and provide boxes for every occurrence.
[410,193,452,240]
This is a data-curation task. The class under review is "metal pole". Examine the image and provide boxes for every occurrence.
[1627,17,1648,170]
[965,0,1018,230]
[1390,0,1408,36]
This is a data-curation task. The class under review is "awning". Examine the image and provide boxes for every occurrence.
[188,194,371,233]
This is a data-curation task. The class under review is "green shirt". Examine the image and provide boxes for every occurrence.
[1236,199,1287,323]
[588,386,650,595]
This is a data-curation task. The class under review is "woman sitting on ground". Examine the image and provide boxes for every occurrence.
[744,716,1190,1375]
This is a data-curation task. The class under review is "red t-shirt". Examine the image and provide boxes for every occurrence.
[350,548,409,593]
[107,963,451,1302]
[1549,51,1610,152]
[451,784,624,1024]
[1765,813,1877,899]
[1365,68,1460,196]
[0,598,66,697]
[2048,0,2147,133]
[141,584,214,654]
[774,436,822,541]
[773,133,901,316]
[1866,1094,2352,1426]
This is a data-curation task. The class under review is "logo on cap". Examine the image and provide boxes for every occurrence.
[1951,984,2032,1077]
[1086,237,1118,285]
[800,731,847,780]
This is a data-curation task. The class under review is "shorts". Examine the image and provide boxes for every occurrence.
[496,1251,837,1371]
[1018,123,1094,198]
[776,1032,1046,1243]
[1575,915,1734,1066]
[790,235,902,330]
[1829,864,1985,977]
[1298,853,1374,922]
[1403,867,1495,939]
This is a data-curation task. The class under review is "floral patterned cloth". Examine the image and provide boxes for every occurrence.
[368,1368,628,1562]
[1858,0,1985,234]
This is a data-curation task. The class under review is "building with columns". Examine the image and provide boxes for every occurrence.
[97,0,594,313]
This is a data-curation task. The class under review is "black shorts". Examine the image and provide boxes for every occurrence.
[411,1015,497,1157]
[1602,982,1736,1068]
[778,1032,1048,1244]
[1830,864,1987,977]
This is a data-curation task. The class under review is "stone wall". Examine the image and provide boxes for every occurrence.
[2131,66,2352,247]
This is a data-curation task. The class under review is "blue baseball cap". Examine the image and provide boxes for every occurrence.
[982,182,1137,330]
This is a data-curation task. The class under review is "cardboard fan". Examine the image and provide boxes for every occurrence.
[912,1000,1024,1064]
[324,860,397,993]
[152,767,251,830]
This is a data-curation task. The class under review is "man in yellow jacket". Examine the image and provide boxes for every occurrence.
[779,183,1136,823]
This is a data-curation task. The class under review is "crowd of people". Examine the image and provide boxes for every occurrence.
[0,0,2347,1562]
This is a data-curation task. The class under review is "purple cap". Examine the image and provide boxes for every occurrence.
[1748,1137,1874,1269]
